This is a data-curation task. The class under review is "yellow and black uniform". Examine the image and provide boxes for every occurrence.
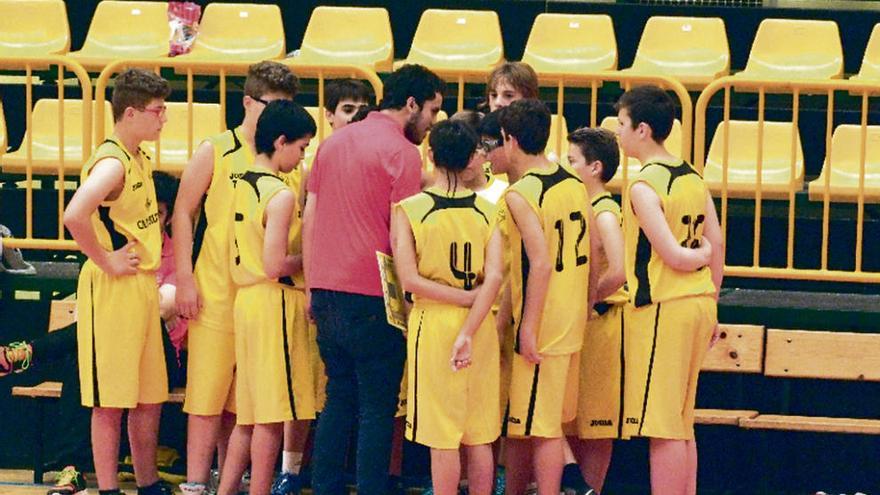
[502,162,590,439]
[231,167,316,425]
[400,187,500,449]
[573,191,629,439]
[184,127,252,416]
[622,160,717,440]
[77,135,167,408]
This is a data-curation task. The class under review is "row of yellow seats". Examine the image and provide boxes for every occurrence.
[1,96,877,203]
[4,0,879,89]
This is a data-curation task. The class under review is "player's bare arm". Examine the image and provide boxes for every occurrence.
[263,189,296,280]
[594,210,626,302]
[506,190,551,365]
[630,182,712,271]
[172,140,215,319]
[64,158,139,276]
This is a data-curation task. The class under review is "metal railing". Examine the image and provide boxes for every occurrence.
[695,76,880,283]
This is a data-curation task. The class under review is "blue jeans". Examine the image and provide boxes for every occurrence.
[310,289,406,495]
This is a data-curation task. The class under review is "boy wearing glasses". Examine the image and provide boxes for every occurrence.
[63,68,172,495]
[172,61,300,495]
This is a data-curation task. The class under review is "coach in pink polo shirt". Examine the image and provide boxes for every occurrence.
[303,64,445,495]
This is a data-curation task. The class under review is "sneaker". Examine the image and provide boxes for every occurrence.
[208,469,220,495]
[180,483,207,495]
[270,472,302,495]
[0,224,35,275]
[47,466,87,495]
[1,341,33,376]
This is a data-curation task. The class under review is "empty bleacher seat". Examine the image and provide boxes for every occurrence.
[625,16,729,90]
[808,125,880,203]
[703,120,804,199]
[0,99,113,176]
[289,6,393,72]
[68,1,169,70]
[143,102,224,176]
[738,19,843,80]
[173,3,285,63]
[399,9,503,76]
[600,116,683,191]
[521,14,617,76]
[0,0,69,56]
[546,114,569,162]
[0,98,6,157]
[851,23,880,82]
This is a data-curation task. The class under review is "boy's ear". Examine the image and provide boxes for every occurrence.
[324,108,335,123]
[427,147,435,164]
[273,134,287,152]
[591,160,604,178]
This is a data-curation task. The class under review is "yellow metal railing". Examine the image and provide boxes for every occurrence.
[0,55,92,250]
[695,76,880,283]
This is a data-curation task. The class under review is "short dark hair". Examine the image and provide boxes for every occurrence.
[153,171,179,215]
[450,109,484,134]
[244,61,299,99]
[379,64,446,111]
[255,100,316,157]
[324,79,373,112]
[498,99,550,155]
[567,127,620,183]
[429,120,479,172]
[614,85,675,143]
[350,104,377,123]
[111,68,171,122]
[478,108,504,140]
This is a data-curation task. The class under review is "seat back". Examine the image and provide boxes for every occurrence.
[144,102,224,175]
[823,125,880,180]
[294,6,393,72]
[405,9,503,71]
[49,299,76,332]
[77,1,169,61]
[764,329,880,381]
[705,120,804,185]
[187,3,285,61]
[0,0,69,55]
[855,23,880,81]
[744,18,843,79]
[630,16,729,84]
[522,13,617,74]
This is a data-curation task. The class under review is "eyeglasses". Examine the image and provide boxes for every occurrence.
[140,105,167,117]
[479,138,501,153]
[252,96,271,106]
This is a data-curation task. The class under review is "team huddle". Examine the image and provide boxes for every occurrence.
[62,59,723,495]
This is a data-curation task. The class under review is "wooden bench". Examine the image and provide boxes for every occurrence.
[694,324,765,425]
[11,300,186,483]
[740,329,880,434]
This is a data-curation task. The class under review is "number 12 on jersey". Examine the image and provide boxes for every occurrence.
[553,210,588,272]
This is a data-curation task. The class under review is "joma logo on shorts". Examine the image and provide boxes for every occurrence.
[590,419,613,427]
[626,417,639,425]
[507,417,522,425]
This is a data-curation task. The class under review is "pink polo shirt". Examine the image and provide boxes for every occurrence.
[306,111,422,296]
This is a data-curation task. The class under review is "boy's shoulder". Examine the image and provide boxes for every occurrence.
[635,159,701,196]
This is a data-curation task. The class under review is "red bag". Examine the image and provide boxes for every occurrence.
[168,2,201,56]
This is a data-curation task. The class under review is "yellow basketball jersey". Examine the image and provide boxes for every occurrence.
[281,165,307,289]
[81,135,161,271]
[623,160,716,307]
[398,187,495,302]
[590,191,628,306]
[193,128,254,311]
[505,163,590,355]
[230,167,291,287]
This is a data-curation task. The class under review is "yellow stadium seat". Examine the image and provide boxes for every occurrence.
[0,98,7,157]
[399,9,503,75]
[290,6,393,72]
[522,14,616,76]
[421,110,449,172]
[808,125,880,203]
[851,24,880,82]
[600,116,683,191]
[1,99,113,176]
[739,19,843,80]
[703,120,804,199]
[0,0,69,56]
[625,16,729,90]
[143,103,224,176]
[68,1,169,70]
[174,3,285,63]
